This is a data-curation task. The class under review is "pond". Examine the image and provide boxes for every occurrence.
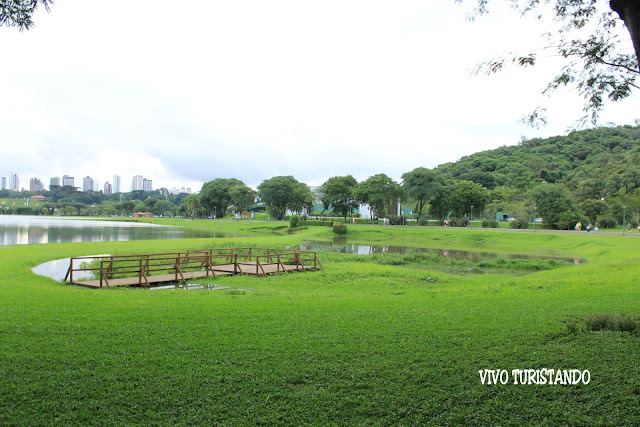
[294,240,584,264]
[0,215,237,245]
[31,255,110,282]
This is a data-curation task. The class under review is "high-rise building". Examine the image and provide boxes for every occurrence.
[143,178,153,192]
[0,177,6,190]
[82,176,94,192]
[9,172,19,191]
[104,182,113,195]
[113,175,121,193]
[62,175,75,187]
[29,178,44,192]
[131,175,144,191]
[50,176,61,188]
[169,187,193,195]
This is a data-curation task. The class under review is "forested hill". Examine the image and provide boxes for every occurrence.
[435,124,640,200]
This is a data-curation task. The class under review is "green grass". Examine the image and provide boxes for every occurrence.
[0,197,46,209]
[1,220,640,424]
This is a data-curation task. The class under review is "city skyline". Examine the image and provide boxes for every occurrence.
[0,171,191,194]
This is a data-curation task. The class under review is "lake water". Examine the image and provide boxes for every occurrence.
[294,240,583,263]
[0,215,230,245]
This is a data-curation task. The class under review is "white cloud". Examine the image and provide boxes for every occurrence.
[1,0,638,192]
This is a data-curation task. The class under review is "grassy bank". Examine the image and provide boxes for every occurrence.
[1,220,639,424]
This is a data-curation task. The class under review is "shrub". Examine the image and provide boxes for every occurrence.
[584,314,639,333]
[418,217,429,226]
[15,207,36,215]
[481,219,499,228]
[448,217,469,227]
[510,218,529,229]
[289,215,300,228]
[598,215,617,229]
[387,215,406,225]
[555,211,578,230]
[333,223,347,234]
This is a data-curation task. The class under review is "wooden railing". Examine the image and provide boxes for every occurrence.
[65,248,322,287]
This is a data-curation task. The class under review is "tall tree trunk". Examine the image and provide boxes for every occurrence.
[611,0,640,70]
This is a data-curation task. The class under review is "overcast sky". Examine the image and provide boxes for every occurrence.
[1,0,638,192]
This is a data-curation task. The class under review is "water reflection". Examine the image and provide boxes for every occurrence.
[32,255,110,282]
[0,215,239,245]
[296,240,584,263]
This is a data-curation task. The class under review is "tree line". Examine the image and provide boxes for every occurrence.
[2,125,638,229]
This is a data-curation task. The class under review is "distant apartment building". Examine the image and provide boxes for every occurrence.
[62,175,75,187]
[169,187,192,195]
[143,178,153,192]
[104,182,113,195]
[131,175,144,191]
[113,175,121,193]
[9,172,19,191]
[0,177,6,190]
[50,176,61,187]
[29,178,44,192]
[82,176,94,192]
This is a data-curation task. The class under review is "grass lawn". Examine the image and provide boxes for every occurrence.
[0,198,45,209]
[1,219,639,424]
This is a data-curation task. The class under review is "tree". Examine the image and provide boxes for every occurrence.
[229,185,256,214]
[143,197,161,211]
[0,0,52,30]
[258,176,312,220]
[401,167,445,217]
[429,184,454,224]
[531,183,578,228]
[353,174,402,222]
[200,178,247,218]
[152,200,175,217]
[118,200,135,215]
[181,194,201,219]
[319,175,359,221]
[287,181,315,215]
[133,202,147,213]
[581,198,608,225]
[448,180,490,217]
[461,0,639,125]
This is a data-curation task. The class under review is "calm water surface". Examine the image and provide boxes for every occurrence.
[0,215,235,245]
[295,239,584,263]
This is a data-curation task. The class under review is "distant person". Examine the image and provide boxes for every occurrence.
[595,225,599,231]
[637,224,640,234]
[587,224,591,233]
[444,219,448,227]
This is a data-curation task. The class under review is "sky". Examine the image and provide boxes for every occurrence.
[1,0,639,192]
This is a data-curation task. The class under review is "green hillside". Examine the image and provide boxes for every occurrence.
[437,125,640,194]
[432,125,640,226]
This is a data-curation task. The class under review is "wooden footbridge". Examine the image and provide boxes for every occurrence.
[65,248,322,288]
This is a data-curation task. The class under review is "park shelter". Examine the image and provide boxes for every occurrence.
[496,212,509,222]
